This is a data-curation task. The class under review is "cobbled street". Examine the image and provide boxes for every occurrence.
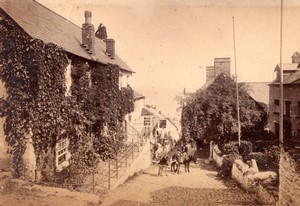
[101,159,260,206]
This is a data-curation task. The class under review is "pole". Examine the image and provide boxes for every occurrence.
[233,16,241,146]
[279,0,284,148]
[92,170,95,194]
[116,155,118,178]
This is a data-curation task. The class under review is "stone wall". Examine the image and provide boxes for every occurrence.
[277,151,300,206]
[212,145,224,168]
[232,159,252,189]
[232,159,277,205]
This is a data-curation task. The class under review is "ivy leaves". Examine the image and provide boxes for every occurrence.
[0,11,134,179]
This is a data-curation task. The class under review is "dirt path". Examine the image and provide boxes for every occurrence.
[101,159,259,206]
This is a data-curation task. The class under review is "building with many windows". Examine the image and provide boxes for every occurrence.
[268,52,300,140]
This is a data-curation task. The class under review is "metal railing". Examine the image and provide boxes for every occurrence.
[82,123,150,192]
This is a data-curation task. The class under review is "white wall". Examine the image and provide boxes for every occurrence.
[119,70,132,88]
[0,81,10,170]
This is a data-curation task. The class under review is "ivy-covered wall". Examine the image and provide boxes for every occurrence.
[0,9,134,179]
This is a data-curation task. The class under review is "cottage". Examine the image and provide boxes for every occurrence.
[0,0,134,180]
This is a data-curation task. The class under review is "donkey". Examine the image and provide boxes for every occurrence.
[183,154,197,172]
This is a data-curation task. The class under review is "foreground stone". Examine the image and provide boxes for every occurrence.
[0,172,101,206]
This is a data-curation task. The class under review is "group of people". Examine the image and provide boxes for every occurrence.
[157,145,196,176]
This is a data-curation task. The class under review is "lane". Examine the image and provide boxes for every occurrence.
[101,159,259,206]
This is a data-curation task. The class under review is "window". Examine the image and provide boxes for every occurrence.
[159,120,167,128]
[284,101,291,117]
[274,99,279,114]
[57,136,68,165]
[144,117,151,126]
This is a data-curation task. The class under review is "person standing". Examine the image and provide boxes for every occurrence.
[175,150,182,174]
[158,155,169,176]
[182,149,189,172]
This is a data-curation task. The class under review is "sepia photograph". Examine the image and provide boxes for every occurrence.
[1,0,300,205]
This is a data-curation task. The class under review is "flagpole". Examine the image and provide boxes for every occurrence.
[233,16,241,146]
[279,0,284,147]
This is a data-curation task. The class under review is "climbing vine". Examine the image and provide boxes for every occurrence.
[0,10,134,178]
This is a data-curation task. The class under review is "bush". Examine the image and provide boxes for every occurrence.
[222,140,253,157]
[242,130,274,141]
[251,140,279,152]
[263,145,280,172]
[219,154,242,177]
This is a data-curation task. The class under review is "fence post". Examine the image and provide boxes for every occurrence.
[92,169,95,194]
[116,155,118,178]
[108,159,111,190]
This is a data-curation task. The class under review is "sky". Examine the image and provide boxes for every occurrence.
[37,0,300,119]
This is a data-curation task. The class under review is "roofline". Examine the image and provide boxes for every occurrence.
[134,96,145,101]
[33,0,79,30]
[22,0,134,73]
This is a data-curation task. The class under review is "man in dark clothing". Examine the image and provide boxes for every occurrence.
[158,155,169,176]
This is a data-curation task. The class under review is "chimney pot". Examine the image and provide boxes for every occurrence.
[292,51,300,63]
[84,11,92,24]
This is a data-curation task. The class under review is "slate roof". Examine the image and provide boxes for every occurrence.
[141,108,153,116]
[274,63,299,72]
[283,71,300,84]
[270,70,300,85]
[0,0,133,73]
[133,90,145,101]
[244,82,269,105]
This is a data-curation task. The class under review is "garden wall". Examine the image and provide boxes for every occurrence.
[277,151,300,206]
[232,159,252,189]
[232,159,277,205]
[212,145,224,168]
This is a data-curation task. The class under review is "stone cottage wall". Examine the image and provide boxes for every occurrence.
[277,151,300,206]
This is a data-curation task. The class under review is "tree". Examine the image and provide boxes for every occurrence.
[182,73,267,146]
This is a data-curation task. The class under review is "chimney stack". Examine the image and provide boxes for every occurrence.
[82,11,95,54]
[206,66,215,82]
[292,51,300,63]
[214,58,231,77]
[106,39,115,59]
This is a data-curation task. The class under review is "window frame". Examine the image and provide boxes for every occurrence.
[144,117,151,126]
[57,136,68,165]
